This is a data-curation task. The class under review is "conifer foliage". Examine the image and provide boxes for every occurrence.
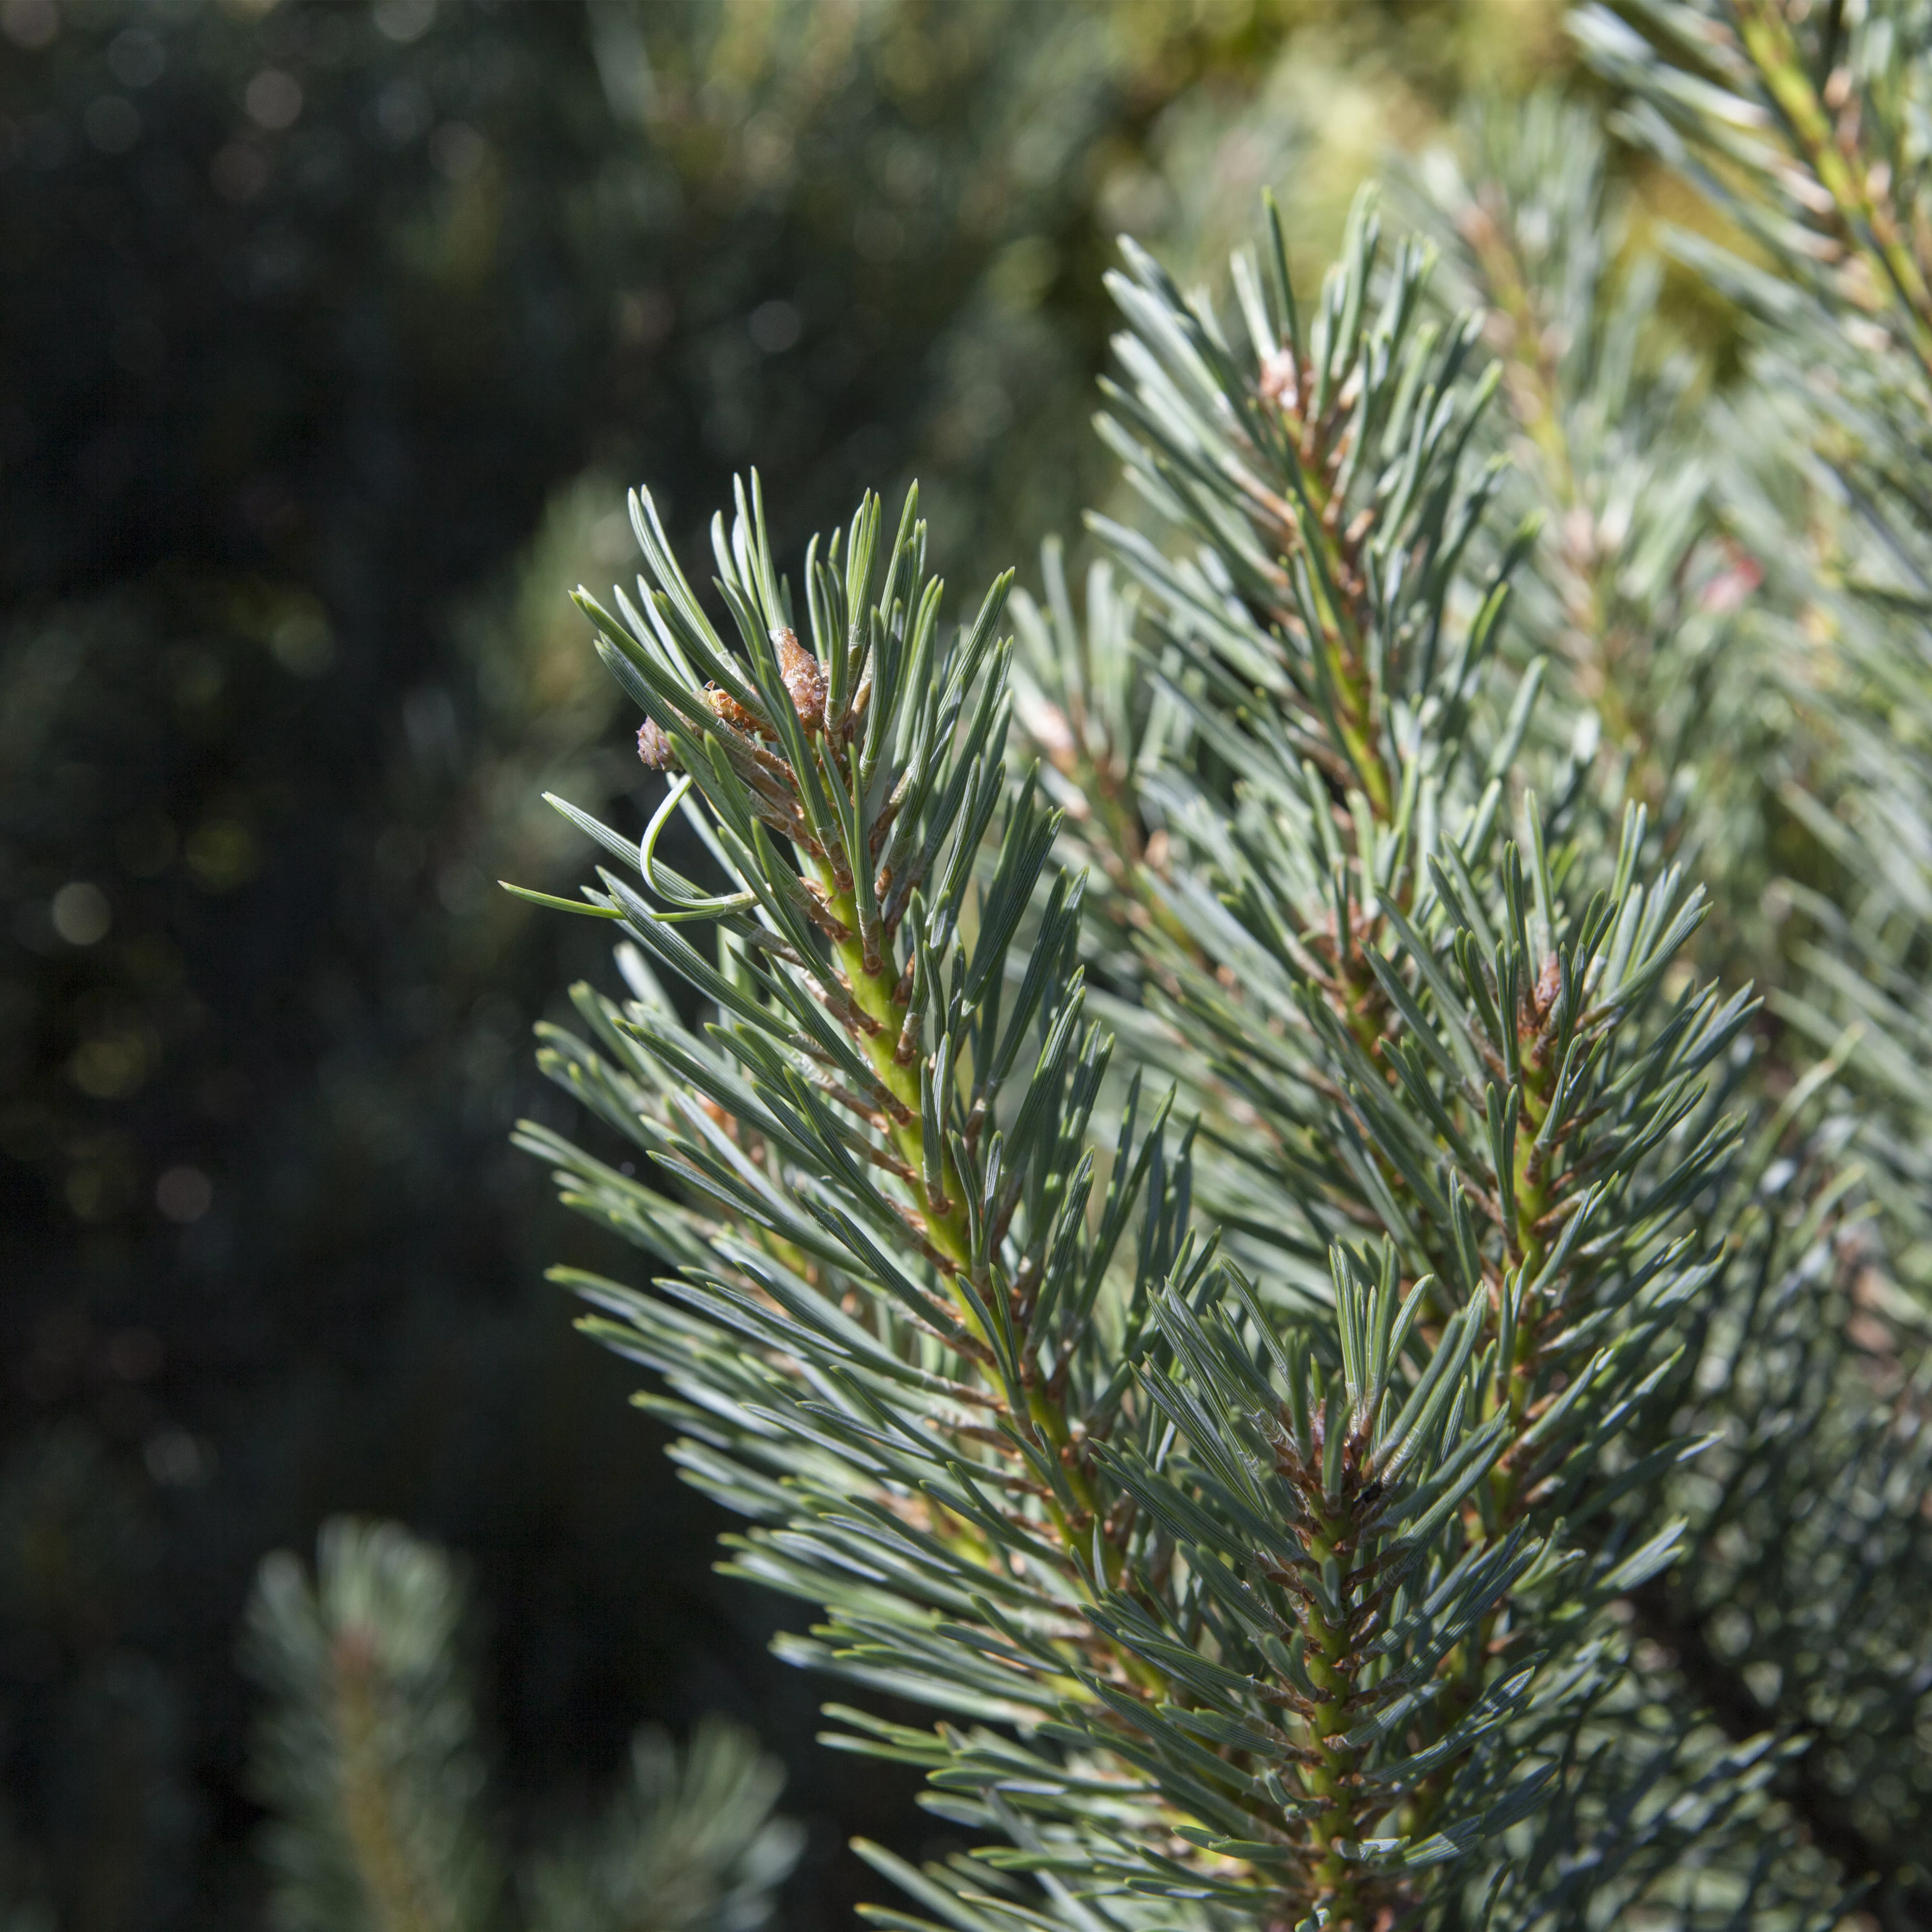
[1395,68,1932,1929]
[516,278,1768,1932]
[1580,0,1932,1279]
[506,8,1932,1928]
[242,1521,801,1932]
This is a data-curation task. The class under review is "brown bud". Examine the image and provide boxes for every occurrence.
[637,717,679,770]
[1259,348,1300,412]
[1532,952,1562,1022]
[774,626,826,733]
[704,683,769,737]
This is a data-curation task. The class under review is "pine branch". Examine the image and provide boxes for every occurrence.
[524,1720,802,1932]
[1577,0,1932,372]
[1005,186,1874,1919]
[1392,89,1786,957]
[523,350,1804,1925]
[243,1520,800,1932]
[507,77,1932,1913]
[1539,10,1932,1906]
[243,1521,499,1932]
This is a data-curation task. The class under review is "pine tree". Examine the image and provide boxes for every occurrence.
[514,11,1932,1927]
[242,1519,801,1932]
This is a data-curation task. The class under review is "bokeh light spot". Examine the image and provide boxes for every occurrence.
[155,1165,213,1223]
[51,881,111,945]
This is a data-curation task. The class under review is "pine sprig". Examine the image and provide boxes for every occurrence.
[1576,0,1932,374]
[1391,87,1791,967]
[1580,0,1932,1236]
[242,1520,800,1932]
[514,382,1806,1927]
[1095,190,1519,827]
[1081,185,1754,1332]
[997,191,1859,1919]
[518,477,1197,1604]
[245,1520,496,1932]
[524,1721,801,1932]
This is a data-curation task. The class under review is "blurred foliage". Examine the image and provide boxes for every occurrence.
[1385,92,1811,994]
[0,0,1559,1926]
[242,1518,800,1932]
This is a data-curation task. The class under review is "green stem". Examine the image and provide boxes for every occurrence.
[332,1633,454,1932]
[1300,1524,1365,1922]
[1297,465,1393,821]
[812,865,1113,1549]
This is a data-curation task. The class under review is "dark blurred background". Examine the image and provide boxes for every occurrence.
[0,1,1557,1925]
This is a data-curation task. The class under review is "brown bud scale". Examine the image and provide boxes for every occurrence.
[774,627,827,733]
[636,717,679,770]
[705,684,771,737]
